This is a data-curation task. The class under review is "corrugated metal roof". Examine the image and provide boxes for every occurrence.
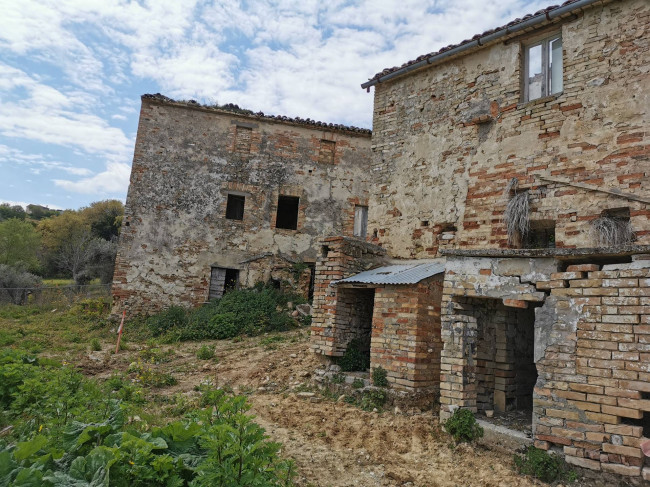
[336,261,445,286]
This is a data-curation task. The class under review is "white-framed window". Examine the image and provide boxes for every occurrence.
[353,205,368,238]
[523,34,563,101]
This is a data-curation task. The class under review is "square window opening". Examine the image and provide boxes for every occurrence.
[523,220,555,249]
[524,34,562,102]
[276,195,299,230]
[354,205,368,238]
[225,194,245,220]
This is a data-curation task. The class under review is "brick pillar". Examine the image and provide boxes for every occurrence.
[440,313,478,419]
[310,236,386,357]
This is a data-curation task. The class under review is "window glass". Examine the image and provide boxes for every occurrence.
[353,205,368,238]
[549,37,563,94]
[527,43,543,100]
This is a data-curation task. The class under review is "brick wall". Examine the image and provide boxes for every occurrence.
[371,276,443,390]
[368,0,649,258]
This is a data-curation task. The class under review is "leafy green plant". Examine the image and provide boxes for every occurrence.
[514,446,571,483]
[196,345,215,360]
[90,338,102,351]
[129,360,177,388]
[330,373,345,384]
[147,286,303,342]
[359,389,387,412]
[372,366,388,387]
[339,339,369,372]
[351,378,365,389]
[300,314,312,327]
[443,408,484,443]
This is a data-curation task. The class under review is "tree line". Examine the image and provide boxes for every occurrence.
[0,200,124,295]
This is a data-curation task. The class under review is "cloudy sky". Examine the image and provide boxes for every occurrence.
[0,0,550,210]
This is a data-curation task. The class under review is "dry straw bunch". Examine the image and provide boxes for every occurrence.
[503,178,530,245]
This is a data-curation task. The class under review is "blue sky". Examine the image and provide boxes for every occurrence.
[0,0,549,211]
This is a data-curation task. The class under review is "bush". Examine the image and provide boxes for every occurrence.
[359,389,387,412]
[514,446,566,483]
[352,378,365,389]
[90,338,101,351]
[339,338,370,372]
[196,345,215,360]
[147,286,301,341]
[0,264,42,305]
[372,366,388,387]
[443,408,484,443]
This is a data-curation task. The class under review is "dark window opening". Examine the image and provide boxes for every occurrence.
[307,263,316,301]
[225,194,245,220]
[523,220,555,249]
[421,220,429,227]
[276,195,299,230]
[209,267,239,300]
[318,139,335,164]
[234,126,252,153]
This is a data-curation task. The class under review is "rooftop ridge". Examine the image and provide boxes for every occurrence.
[142,93,372,136]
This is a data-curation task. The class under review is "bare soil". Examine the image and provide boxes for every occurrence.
[80,329,637,487]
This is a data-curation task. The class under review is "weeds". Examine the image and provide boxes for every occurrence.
[339,338,369,372]
[90,337,101,351]
[372,366,388,387]
[352,378,365,389]
[443,408,484,443]
[514,446,576,483]
[196,345,215,360]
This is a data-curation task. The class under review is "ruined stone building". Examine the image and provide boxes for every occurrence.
[112,94,371,314]
[311,0,650,478]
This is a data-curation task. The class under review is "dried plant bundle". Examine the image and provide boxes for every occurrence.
[504,191,530,245]
[590,216,635,246]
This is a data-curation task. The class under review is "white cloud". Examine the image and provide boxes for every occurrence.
[53,161,131,195]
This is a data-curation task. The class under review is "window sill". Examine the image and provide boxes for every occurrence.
[517,92,563,110]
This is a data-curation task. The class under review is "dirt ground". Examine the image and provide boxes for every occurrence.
[81,329,638,487]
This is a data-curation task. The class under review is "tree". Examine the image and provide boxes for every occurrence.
[81,200,124,240]
[0,218,41,271]
[0,204,26,221]
[0,264,42,304]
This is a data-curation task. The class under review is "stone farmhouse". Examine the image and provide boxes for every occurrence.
[310,0,650,478]
[112,94,372,314]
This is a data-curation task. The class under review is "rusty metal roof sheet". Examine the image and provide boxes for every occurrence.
[336,261,445,286]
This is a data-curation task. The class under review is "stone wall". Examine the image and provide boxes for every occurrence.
[368,0,649,258]
[112,97,372,314]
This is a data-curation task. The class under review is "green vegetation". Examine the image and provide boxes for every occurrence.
[147,285,305,341]
[358,389,387,412]
[338,339,369,372]
[0,219,41,271]
[0,304,295,486]
[514,446,577,483]
[90,338,102,351]
[443,408,484,443]
[371,366,388,387]
[351,378,365,389]
[196,345,215,360]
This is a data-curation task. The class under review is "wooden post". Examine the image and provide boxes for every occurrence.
[115,310,126,354]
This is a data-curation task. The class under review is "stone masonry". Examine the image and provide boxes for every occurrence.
[113,95,372,314]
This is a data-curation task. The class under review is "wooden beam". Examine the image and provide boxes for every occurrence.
[537,175,650,205]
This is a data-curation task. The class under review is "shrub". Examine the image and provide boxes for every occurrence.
[339,338,370,372]
[372,366,388,387]
[197,345,215,360]
[514,446,566,483]
[0,264,42,305]
[147,305,188,336]
[90,338,101,351]
[352,378,365,389]
[147,285,301,341]
[300,314,312,327]
[443,408,484,443]
[359,389,387,411]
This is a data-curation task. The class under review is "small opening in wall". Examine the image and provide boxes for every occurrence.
[523,220,555,249]
[276,195,299,230]
[321,245,330,257]
[354,205,368,238]
[224,269,239,292]
[440,224,457,232]
[209,267,239,300]
[225,194,245,221]
[591,207,634,246]
[421,220,429,227]
[125,222,130,226]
